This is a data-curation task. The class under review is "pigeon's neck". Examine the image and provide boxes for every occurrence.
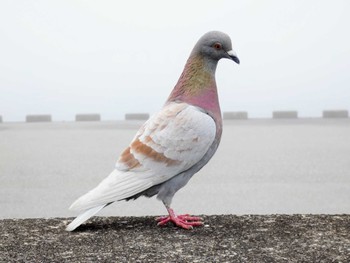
[167,55,221,117]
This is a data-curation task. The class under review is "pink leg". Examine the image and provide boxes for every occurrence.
[156,207,203,230]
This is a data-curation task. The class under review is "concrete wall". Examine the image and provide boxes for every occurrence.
[322,110,348,118]
[223,111,248,120]
[75,114,101,122]
[1,215,349,262]
[26,115,52,122]
[273,111,298,119]
[125,113,150,120]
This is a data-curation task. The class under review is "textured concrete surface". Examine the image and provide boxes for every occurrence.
[26,115,52,122]
[272,111,298,119]
[1,215,349,262]
[75,114,101,121]
[0,119,350,219]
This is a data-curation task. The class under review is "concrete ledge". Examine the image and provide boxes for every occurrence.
[273,111,298,119]
[323,110,349,118]
[1,215,349,262]
[26,115,52,122]
[125,113,150,120]
[75,114,101,122]
[223,111,248,120]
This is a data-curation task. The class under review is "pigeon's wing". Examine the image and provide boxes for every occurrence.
[69,102,216,211]
[117,102,216,176]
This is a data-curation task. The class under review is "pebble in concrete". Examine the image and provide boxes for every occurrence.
[323,110,348,118]
[223,111,248,120]
[75,114,101,122]
[273,111,298,119]
[26,115,52,122]
[125,113,150,120]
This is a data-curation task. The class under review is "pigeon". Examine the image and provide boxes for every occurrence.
[66,31,239,231]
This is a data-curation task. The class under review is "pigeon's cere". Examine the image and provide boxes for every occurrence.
[66,31,239,231]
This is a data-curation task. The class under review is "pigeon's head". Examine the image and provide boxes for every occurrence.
[192,31,240,64]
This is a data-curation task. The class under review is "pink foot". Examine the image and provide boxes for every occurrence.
[156,208,203,230]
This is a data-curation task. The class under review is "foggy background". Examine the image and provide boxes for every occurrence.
[1,1,350,219]
[0,0,349,121]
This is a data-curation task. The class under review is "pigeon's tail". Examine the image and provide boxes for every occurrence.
[65,204,106,231]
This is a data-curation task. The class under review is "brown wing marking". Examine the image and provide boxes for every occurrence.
[131,138,180,166]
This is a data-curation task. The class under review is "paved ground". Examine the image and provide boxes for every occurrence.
[1,215,350,262]
[0,119,349,219]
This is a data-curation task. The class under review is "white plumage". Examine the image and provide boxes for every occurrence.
[66,102,216,231]
[66,31,239,230]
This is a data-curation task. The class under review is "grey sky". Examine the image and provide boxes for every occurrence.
[0,0,349,121]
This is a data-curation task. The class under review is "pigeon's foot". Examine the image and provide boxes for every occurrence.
[156,208,203,230]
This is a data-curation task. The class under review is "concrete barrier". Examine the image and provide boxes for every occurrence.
[273,111,298,119]
[322,110,348,118]
[223,111,248,120]
[75,114,101,122]
[26,115,52,122]
[125,113,150,120]
[1,215,349,262]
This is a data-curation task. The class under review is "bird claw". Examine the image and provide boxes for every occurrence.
[156,214,203,230]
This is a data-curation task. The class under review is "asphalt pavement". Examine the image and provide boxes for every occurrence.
[0,119,349,219]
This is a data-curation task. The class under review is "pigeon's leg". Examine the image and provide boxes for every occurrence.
[156,205,203,230]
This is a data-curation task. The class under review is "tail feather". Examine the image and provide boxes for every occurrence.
[68,169,154,212]
[66,169,156,231]
[65,204,106,231]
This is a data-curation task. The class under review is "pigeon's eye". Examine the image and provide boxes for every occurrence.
[213,43,222,50]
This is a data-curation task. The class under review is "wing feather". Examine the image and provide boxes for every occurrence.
[70,102,216,211]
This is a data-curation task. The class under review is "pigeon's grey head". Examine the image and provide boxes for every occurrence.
[191,31,240,64]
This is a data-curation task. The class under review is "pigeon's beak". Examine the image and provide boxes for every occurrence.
[227,50,240,64]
